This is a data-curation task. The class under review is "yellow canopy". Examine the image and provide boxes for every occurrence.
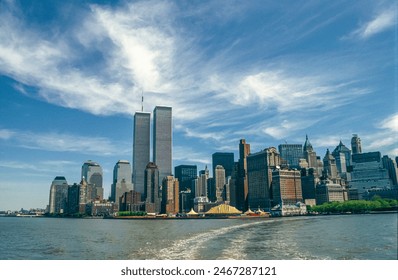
[205,204,242,215]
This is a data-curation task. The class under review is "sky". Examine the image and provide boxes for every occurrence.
[0,0,397,211]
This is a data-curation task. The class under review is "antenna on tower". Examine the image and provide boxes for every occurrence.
[141,90,144,112]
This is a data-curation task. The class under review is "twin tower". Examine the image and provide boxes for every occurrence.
[133,106,172,198]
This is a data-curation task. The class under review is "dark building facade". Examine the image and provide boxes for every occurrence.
[119,190,143,212]
[144,162,161,214]
[236,139,250,211]
[174,164,197,192]
[67,183,80,214]
[301,168,317,204]
[278,144,303,169]
[212,152,234,179]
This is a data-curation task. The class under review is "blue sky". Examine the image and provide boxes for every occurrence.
[0,0,396,210]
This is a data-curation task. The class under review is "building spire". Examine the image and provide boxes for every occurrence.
[141,90,144,112]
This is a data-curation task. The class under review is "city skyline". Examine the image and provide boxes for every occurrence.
[0,0,396,210]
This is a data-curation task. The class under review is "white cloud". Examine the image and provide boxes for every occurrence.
[213,70,367,116]
[0,129,15,140]
[0,128,128,156]
[350,9,396,39]
[380,113,398,132]
[0,160,77,173]
[0,0,387,152]
[173,146,210,165]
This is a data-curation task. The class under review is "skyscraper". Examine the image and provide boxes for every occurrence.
[212,152,234,179]
[195,166,209,198]
[144,162,161,214]
[236,139,250,211]
[174,165,197,192]
[303,135,317,170]
[153,106,172,182]
[67,183,80,214]
[48,176,69,214]
[278,144,303,169]
[323,149,338,179]
[161,176,179,214]
[81,160,103,200]
[350,152,392,199]
[351,134,362,154]
[247,147,280,210]
[332,140,351,175]
[111,160,133,207]
[382,155,398,186]
[215,165,226,202]
[271,168,302,206]
[133,112,151,197]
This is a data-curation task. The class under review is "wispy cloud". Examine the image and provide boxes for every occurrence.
[348,8,396,39]
[0,160,77,174]
[0,0,390,154]
[0,129,15,140]
[0,128,128,156]
[173,146,210,165]
[380,113,398,133]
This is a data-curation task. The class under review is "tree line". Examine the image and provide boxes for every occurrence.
[308,196,398,214]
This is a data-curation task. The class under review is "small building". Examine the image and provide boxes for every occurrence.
[271,202,307,216]
[316,179,345,205]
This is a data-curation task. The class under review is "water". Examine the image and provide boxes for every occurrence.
[0,214,397,260]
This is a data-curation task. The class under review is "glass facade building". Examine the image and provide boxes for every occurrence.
[153,106,172,182]
[212,152,234,179]
[111,160,133,205]
[278,144,303,169]
[174,164,197,192]
[133,112,151,196]
[81,160,103,200]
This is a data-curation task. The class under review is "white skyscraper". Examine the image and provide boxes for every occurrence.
[153,106,172,182]
[133,112,151,197]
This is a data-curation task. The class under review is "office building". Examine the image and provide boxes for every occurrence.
[48,176,69,214]
[236,139,250,211]
[119,190,144,212]
[67,183,80,214]
[300,168,318,205]
[212,152,234,179]
[271,168,302,206]
[351,134,362,154]
[195,166,209,198]
[316,179,345,205]
[144,162,161,214]
[111,160,134,207]
[174,165,197,192]
[179,190,193,213]
[153,106,172,182]
[161,176,179,214]
[133,112,151,197]
[382,155,398,186]
[332,140,351,176]
[81,160,103,200]
[303,135,318,170]
[349,152,392,198]
[247,147,280,210]
[323,149,338,180]
[215,165,226,203]
[278,144,303,169]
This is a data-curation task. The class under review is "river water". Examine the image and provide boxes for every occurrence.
[0,213,396,260]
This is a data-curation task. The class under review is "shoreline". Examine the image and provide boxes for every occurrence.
[1,210,396,219]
